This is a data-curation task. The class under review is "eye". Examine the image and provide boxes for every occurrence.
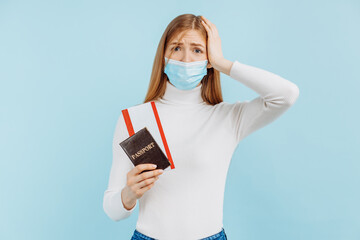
[170,46,203,53]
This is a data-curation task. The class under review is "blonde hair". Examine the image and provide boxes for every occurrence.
[143,13,223,105]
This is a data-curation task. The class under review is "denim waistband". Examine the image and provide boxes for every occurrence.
[199,228,227,240]
[131,227,227,240]
[132,228,155,240]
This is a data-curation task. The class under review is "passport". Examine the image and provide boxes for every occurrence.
[119,127,171,173]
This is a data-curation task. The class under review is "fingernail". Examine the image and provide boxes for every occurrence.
[158,169,164,173]
[153,164,157,168]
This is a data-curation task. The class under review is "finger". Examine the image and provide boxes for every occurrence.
[136,168,164,183]
[201,19,212,36]
[200,16,210,30]
[201,16,218,35]
[136,175,158,189]
[133,163,157,175]
[200,18,208,29]
[200,16,213,30]
[137,182,155,195]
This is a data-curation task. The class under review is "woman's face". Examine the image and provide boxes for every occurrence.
[164,29,212,69]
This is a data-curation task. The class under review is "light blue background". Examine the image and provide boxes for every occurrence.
[1,0,359,239]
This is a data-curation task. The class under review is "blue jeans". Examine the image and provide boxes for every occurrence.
[130,227,228,240]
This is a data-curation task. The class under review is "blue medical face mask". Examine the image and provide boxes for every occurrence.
[164,57,208,90]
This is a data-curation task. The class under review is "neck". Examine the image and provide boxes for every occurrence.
[160,80,204,104]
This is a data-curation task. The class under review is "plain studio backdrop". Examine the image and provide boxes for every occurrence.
[0,0,359,239]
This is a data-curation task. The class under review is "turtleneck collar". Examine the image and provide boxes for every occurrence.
[159,80,204,105]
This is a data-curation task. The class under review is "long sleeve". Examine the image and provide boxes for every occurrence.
[229,60,300,143]
[103,114,137,221]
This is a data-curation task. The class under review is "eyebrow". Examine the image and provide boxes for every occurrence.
[169,42,205,49]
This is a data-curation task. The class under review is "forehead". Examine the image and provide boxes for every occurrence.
[169,29,205,46]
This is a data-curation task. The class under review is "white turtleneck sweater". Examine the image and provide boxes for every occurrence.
[103,60,299,240]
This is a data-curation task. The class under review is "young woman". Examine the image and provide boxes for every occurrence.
[103,14,299,240]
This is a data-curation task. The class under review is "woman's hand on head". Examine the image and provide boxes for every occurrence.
[200,16,225,71]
